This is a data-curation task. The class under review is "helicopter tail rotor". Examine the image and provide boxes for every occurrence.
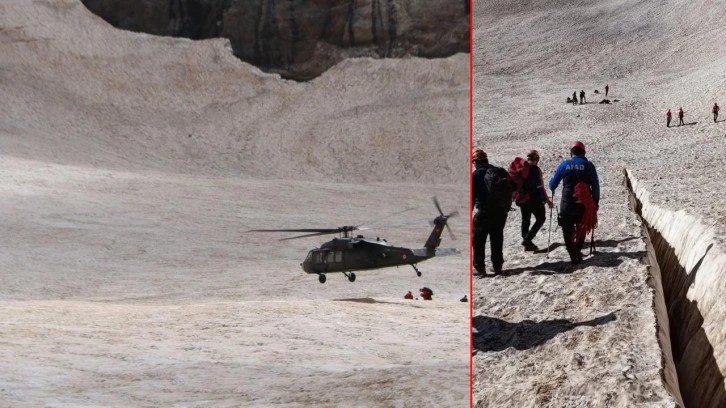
[432,197,458,241]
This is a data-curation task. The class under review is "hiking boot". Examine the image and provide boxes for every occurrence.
[522,240,539,252]
[474,267,487,278]
[492,265,503,275]
[571,253,583,264]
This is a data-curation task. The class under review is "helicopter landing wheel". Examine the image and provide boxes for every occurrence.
[318,274,327,284]
[346,272,356,283]
[412,264,422,277]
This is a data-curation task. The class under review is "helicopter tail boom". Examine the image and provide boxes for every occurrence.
[424,215,448,249]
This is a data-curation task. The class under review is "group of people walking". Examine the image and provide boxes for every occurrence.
[567,85,608,105]
[471,141,600,277]
[666,103,720,127]
[571,90,587,105]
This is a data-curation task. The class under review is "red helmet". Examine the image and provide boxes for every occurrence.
[472,148,488,163]
[570,141,586,151]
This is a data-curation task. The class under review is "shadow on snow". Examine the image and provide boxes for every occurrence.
[472,312,617,353]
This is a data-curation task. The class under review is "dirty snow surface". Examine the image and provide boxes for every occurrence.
[472,0,726,406]
[0,1,469,406]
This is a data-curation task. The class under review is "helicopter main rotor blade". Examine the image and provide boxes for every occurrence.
[248,226,361,241]
[278,231,338,241]
[248,228,343,234]
[355,206,421,230]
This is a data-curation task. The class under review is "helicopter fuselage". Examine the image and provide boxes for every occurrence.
[301,236,434,274]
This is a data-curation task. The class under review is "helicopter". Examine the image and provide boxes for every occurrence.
[249,197,460,283]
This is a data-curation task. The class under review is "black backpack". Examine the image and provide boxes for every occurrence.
[484,167,513,211]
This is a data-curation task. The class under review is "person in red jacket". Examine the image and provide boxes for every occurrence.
[517,150,553,251]
[404,291,414,300]
[419,287,433,300]
[713,103,720,123]
[666,109,672,127]
[678,107,685,126]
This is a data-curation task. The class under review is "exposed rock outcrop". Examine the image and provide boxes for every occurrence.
[81,0,469,81]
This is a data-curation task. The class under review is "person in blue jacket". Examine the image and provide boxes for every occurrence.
[549,141,600,264]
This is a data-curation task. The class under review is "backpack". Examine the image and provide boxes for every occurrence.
[484,166,513,211]
[508,157,530,205]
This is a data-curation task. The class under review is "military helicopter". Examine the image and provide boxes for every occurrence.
[249,197,460,283]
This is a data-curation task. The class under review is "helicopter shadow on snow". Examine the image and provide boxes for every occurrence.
[502,250,643,276]
[333,297,428,307]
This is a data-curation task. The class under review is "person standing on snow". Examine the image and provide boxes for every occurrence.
[572,92,578,105]
[472,148,512,276]
[419,287,433,300]
[713,103,720,123]
[518,150,553,251]
[678,107,685,126]
[605,84,609,97]
[666,109,672,128]
[549,141,600,264]
[580,90,586,104]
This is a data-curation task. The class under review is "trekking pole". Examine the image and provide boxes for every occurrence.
[546,208,553,258]
[547,191,555,258]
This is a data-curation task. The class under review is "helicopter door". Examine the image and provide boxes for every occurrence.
[344,246,374,269]
[326,250,343,271]
[316,250,343,272]
[313,251,328,272]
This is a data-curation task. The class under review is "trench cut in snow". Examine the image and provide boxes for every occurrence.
[625,169,726,408]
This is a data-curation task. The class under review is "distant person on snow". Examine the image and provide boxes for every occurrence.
[549,141,600,264]
[678,107,685,126]
[605,84,609,97]
[472,148,513,277]
[666,109,672,128]
[713,103,720,123]
[404,291,414,300]
[511,150,553,251]
[419,287,433,300]
[580,90,586,104]
[572,92,578,105]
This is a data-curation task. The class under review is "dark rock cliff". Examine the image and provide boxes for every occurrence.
[81,0,469,81]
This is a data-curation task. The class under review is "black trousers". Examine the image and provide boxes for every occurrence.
[520,201,546,243]
[715,112,718,122]
[559,202,584,261]
[473,210,508,272]
[667,117,671,127]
